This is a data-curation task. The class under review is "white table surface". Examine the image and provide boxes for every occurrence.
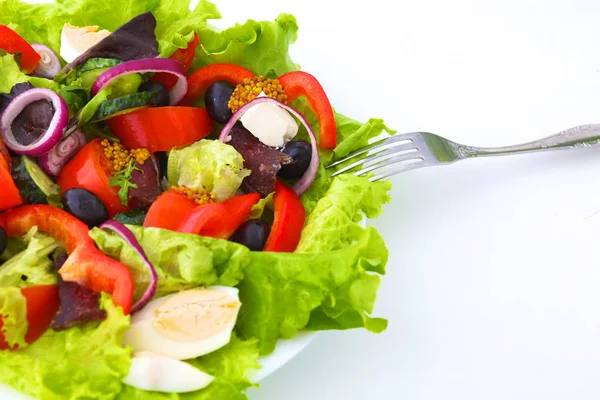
[211,0,600,399]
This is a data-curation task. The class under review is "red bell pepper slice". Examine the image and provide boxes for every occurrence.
[182,63,254,106]
[177,193,260,239]
[57,139,132,217]
[143,190,198,230]
[107,107,214,153]
[0,285,60,350]
[0,26,41,74]
[0,205,134,314]
[0,138,24,211]
[152,33,200,89]
[264,180,306,252]
[278,71,337,149]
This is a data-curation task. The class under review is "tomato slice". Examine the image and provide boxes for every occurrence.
[278,71,337,149]
[182,63,254,106]
[143,190,198,230]
[107,107,214,153]
[0,285,59,350]
[0,205,134,314]
[263,180,306,252]
[0,26,41,74]
[177,193,260,239]
[57,138,131,217]
[152,33,199,89]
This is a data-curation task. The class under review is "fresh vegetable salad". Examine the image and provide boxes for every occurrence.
[0,0,394,398]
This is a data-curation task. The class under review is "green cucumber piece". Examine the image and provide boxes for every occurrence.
[11,156,62,206]
[79,58,122,74]
[91,91,157,122]
[113,209,148,225]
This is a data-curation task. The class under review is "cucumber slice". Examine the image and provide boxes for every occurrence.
[91,91,158,122]
[11,156,62,205]
[79,58,122,73]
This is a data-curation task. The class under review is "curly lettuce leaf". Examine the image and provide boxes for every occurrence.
[237,226,387,355]
[168,139,250,202]
[0,294,131,400]
[0,54,58,94]
[90,226,248,299]
[0,287,28,349]
[117,335,260,400]
[0,228,61,288]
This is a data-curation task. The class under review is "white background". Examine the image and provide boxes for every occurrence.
[211,0,600,399]
[7,0,600,399]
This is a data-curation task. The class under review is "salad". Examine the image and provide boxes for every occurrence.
[0,0,395,398]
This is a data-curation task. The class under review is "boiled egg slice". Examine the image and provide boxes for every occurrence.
[123,351,214,393]
[240,92,298,147]
[123,286,241,360]
[60,23,111,63]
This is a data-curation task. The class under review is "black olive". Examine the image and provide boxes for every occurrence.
[230,219,270,251]
[205,81,234,124]
[278,140,312,179]
[63,188,109,229]
[138,80,170,107]
[0,226,7,256]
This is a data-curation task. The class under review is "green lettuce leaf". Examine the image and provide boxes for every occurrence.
[168,139,250,202]
[0,228,61,288]
[90,226,248,299]
[117,335,260,400]
[0,287,28,349]
[0,294,131,400]
[0,54,58,93]
[237,226,388,355]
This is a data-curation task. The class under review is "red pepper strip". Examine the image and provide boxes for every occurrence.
[0,285,60,350]
[107,107,214,153]
[182,63,254,106]
[264,180,306,252]
[177,193,260,239]
[0,136,11,167]
[152,33,200,89]
[0,26,41,74]
[0,205,134,314]
[278,71,337,149]
[0,147,24,211]
[143,190,198,230]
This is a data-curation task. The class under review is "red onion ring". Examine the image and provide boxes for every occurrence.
[90,58,188,105]
[219,97,320,196]
[99,220,157,314]
[31,43,61,78]
[0,88,68,157]
[39,128,87,176]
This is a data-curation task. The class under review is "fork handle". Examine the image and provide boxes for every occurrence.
[453,124,600,159]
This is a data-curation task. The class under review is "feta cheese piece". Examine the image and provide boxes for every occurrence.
[240,92,298,147]
[60,23,111,63]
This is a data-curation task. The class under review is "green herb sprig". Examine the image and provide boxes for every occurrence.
[108,159,142,206]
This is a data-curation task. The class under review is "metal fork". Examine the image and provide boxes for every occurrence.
[327,124,600,181]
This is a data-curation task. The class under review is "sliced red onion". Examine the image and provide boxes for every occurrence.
[219,97,320,196]
[100,220,157,314]
[90,58,187,105]
[0,88,68,157]
[31,44,61,78]
[39,128,87,176]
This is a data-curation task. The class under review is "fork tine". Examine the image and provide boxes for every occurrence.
[325,132,416,169]
[368,159,425,181]
[354,151,423,177]
[330,142,418,177]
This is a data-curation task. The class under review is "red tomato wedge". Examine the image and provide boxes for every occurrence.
[177,193,260,239]
[0,205,134,314]
[57,139,131,217]
[107,107,214,153]
[0,26,41,74]
[264,180,306,252]
[152,33,199,89]
[182,63,254,106]
[143,190,198,230]
[0,285,59,350]
[278,71,337,149]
